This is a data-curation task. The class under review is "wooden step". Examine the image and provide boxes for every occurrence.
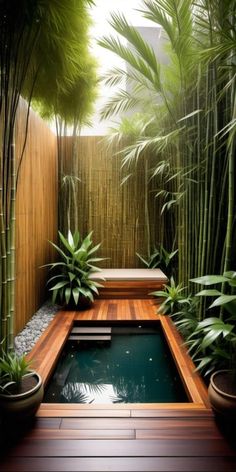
[71,327,111,334]
[68,335,111,341]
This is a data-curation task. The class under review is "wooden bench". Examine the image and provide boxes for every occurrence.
[92,268,168,299]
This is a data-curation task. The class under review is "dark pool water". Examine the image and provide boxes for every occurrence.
[44,326,188,404]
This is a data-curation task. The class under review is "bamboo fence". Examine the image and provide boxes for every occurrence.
[14,100,58,335]
[61,136,162,268]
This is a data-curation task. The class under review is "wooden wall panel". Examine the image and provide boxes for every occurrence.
[62,136,162,268]
[15,99,57,335]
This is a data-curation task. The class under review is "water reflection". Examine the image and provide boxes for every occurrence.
[44,332,187,403]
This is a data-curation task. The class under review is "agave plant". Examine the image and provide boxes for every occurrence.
[45,230,104,308]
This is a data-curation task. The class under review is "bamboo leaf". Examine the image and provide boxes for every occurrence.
[178,109,203,122]
[190,275,228,285]
[201,330,224,348]
[210,295,236,308]
[196,289,222,297]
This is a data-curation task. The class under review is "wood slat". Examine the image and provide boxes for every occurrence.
[38,409,131,418]
[9,438,235,457]
[131,407,212,417]
[159,315,209,406]
[15,98,57,335]
[71,327,112,333]
[25,429,135,440]
[59,416,214,430]
[34,418,61,429]
[135,428,222,439]
[1,457,235,472]
[26,311,74,384]
[68,335,111,341]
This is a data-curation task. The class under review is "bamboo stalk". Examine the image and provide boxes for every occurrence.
[8,141,16,351]
[223,91,236,273]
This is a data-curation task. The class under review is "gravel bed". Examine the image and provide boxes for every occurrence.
[14,302,60,356]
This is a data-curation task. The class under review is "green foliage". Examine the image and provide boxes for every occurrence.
[151,277,190,315]
[137,245,178,276]
[191,271,236,314]
[25,0,98,127]
[45,230,104,307]
[173,297,199,338]
[186,271,236,376]
[0,352,31,392]
[0,0,97,353]
[186,316,236,377]
[100,0,236,309]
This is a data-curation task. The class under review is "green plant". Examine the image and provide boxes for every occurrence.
[137,245,178,276]
[0,352,31,393]
[186,271,236,376]
[151,277,190,315]
[45,230,104,307]
[173,297,199,338]
[99,0,236,313]
[0,0,97,352]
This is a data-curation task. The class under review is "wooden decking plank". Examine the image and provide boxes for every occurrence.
[39,409,131,418]
[26,311,74,383]
[60,416,217,430]
[135,426,222,439]
[24,429,136,440]
[107,302,118,320]
[68,335,111,341]
[131,408,212,417]
[71,327,112,333]
[159,315,209,405]
[9,438,235,457]
[33,418,61,429]
[1,456,235,472]
[39,402,205,410]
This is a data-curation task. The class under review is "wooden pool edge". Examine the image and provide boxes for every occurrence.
[26,299,210,417]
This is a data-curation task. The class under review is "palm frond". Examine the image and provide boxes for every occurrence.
[98,35,162,92]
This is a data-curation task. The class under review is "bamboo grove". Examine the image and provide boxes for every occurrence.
[0,0,96,352]
[99,0,236,313]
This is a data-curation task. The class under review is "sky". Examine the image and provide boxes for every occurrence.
[81,0,157,135]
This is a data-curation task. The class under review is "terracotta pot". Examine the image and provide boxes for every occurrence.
[208,370,236,418]
[0,372,44,420]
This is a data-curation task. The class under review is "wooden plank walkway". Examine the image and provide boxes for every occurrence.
[0,297,235,471]
[0,407,235,471]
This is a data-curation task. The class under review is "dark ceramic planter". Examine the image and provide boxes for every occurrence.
[0,372,44,420]
[208,370,236,418]
[65,296,93,311]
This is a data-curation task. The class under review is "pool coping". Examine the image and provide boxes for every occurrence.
[26,299,210,416]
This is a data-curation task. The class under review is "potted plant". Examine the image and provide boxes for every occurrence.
[190,271,236,418]
[45,230,104,310]
[0,352,43,420]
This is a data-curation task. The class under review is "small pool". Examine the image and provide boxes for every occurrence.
[44,324,188,404]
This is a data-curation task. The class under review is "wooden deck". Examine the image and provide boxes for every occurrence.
[1,407,235,472]
[0,296,236,471]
